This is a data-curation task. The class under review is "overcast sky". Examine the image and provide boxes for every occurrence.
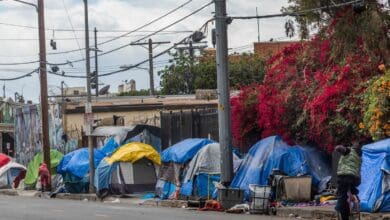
[0,0,296,102]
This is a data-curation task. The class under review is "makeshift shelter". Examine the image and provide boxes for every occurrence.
[230,136,331,200]
[95,142,161,198]
[0,153,10,168]
[0,161,26,189]
[24,149,63,188]
[91,125,161,152]
[57,138,119,193]
[359,138,390,212]
[156,138,214,199]
[181,143,241,199]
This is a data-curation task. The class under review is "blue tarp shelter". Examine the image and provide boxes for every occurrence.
[156,138,214,199]
[161,138,214,164]
[359,138,390,213]
[231,136,331,200]
[57,138,119,193]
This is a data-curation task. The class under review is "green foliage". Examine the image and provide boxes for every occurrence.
[159,50,266,95]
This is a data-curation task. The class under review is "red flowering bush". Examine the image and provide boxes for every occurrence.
[231,6,388,152]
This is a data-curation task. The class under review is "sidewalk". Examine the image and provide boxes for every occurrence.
[1,189,389,219]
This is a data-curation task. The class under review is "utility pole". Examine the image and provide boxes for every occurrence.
[94,27,99,96]
[38,0,51,189]
[3,82,5,99]
[148,39,155,96]
[256,7,260,42]
[83,0,94,193]
[215,0,233,185]
[131,40,170,96]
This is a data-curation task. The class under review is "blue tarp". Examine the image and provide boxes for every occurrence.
[94,159,118,193]
[161,138,214,164]
[99,138,119,157]
[57,148,105,178]
[359,138,390,213]
[230,136,331,200]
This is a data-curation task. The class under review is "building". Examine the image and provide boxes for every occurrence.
[61,95,218,143]
[64,87,86,96]
[0,98,15,156]
[254,41,300,58]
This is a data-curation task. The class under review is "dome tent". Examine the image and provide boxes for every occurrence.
[95,142,161,198]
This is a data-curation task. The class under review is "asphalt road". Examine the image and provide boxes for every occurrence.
[0,195,288,220]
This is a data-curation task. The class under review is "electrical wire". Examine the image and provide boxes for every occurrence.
[61,0,84,59]
[47,0,194,55]
[49,1,213,66]
[0,69,38,81]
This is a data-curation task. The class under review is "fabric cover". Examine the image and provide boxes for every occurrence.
[0,161,26,188]
[24,150,63,186]
[0,153,10,168]
[105,142,161,165]
[230,136,331,200]
[57,148,105,178]
[358,138,390,212]
[161,138,214,164]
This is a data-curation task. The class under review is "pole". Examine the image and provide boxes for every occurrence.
[256,7,260,42]
[215,0,233,185]
[83,0,94,193]
[3,82,5,98]
[148,39,155,96]
[94,27,99,96]
[38,0,51,189]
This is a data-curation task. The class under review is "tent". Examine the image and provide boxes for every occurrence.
[91,125,161,152]
[94,142,161,198]
[156,138,214,199]
[0,153,10,168]
[24,149,64,188]
[56,138,119,193]
[230,136,331,200]
[181,143,241,199]
[359,138,390,212]
[0,161,26,189]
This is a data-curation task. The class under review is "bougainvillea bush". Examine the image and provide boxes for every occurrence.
[231,5,389,152]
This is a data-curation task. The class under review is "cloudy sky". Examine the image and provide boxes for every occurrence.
[0,0,295,102]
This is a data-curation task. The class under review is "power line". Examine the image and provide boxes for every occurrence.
[0,69,38,81]
[47,0,194,55]
[49,1,213,66]
[61,0,84,59]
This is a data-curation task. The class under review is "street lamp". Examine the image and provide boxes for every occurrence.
[1,0,51,188]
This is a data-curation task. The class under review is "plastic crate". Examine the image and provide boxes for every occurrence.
[217,188,244,210]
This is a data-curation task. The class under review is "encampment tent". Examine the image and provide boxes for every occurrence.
[230,136,331,200]
[359,138,390,212]
[0,153,10,168]
[24,149,63,188]
[57,138,119,193]
[91,125,161,152]
[0,161,26,189]
[181,143,241,199]
[95,142,161,198]
[156,138,214,199]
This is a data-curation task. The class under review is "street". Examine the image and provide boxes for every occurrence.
[0,196,287,220]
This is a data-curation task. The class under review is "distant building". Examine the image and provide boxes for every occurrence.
[118,79,137,94]
[64,87,86,96]
[254,41,301,58]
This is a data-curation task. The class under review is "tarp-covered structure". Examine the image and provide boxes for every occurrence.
[57,138,119,193]
[181,143,241,199]
[24,149,63,188]
[95,142,161,198]
[91,125,161,152]
[359,138,390,213]
[0,157,26,189]
[156,138,214,199]
[231,136,331,200]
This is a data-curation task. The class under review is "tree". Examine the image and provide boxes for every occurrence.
[159,49,266,95]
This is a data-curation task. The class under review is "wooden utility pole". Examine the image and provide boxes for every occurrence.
[131,39,170,96]
[38,0,51,189]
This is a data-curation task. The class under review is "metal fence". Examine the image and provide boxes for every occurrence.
[160,109,219,150]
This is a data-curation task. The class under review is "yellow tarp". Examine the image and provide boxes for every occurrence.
[106,142,161,165]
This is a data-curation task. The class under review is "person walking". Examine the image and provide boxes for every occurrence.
[335,143,362,220]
